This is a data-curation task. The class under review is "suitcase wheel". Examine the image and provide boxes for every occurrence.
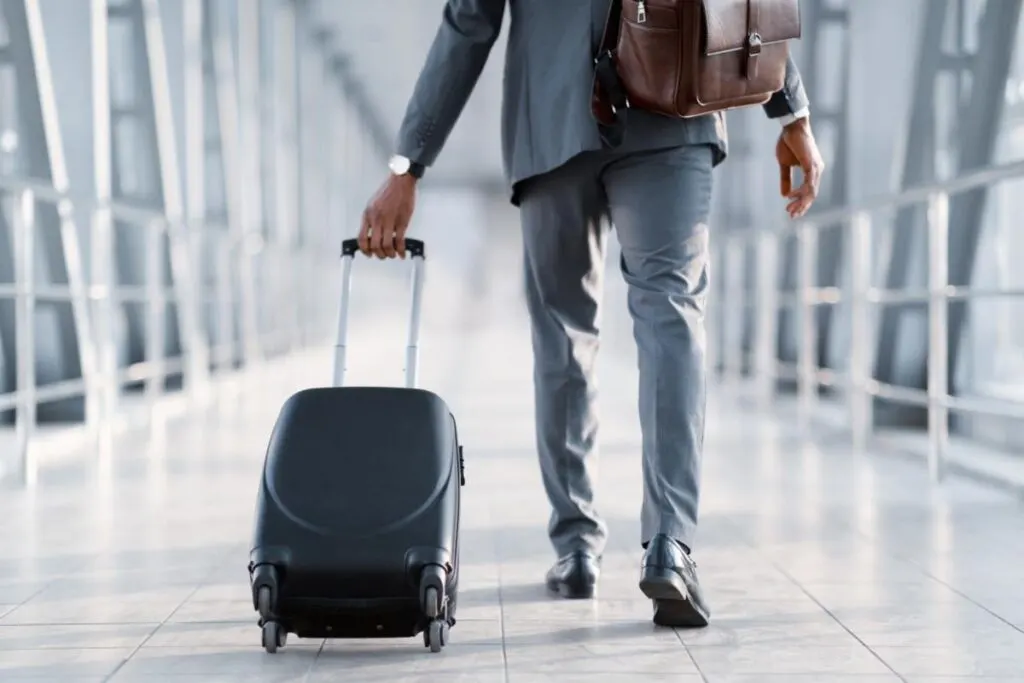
[261,620,287,654]
[423,585,442,619]
[256,586,273,620]
[425,618,449,653]
[420,565,448,618]
[422,584,451,653]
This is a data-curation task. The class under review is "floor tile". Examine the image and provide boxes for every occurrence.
[0,623,157,650]
[0,647,134,678]
[309,642,505,679]
[116,645,319,676]
[686,642,893,676]
[830,602,1024,649]
[504,638,699,676]
[704,677,901,683]
[508,675,703,682]
[904,678,1024,683]
[872,645,1024,677]
[2,595,186,625]
[109,675,309,683]
[676,611,860,648]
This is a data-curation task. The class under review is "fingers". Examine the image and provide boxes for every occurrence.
[786,185,814,219]
[780,162,793,198]
[368,217,389,259]
[395,226,407,260]
[785,164,822,219]
[362,208,407,258]
[360,175,417,259]
[358,210,372,256]
[381,220,399,259]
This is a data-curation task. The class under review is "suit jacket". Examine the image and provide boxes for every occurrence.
[395,0,810,202]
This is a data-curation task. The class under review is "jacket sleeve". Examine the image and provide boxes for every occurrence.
[762,55,811,118]
[394,0,506,170]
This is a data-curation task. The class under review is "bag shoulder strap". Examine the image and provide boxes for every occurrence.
[592,0,628,148]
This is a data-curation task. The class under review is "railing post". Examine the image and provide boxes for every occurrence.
[706,245,720,379]
[183,0,211,404]
[91,204,120,433]
[91,0,118,436]
[237,0,266,368]
[56,200,102,433]
[797,224,819,423]
[848,212,874,452]
[166,218,211,405]
[755,231,779,403]
[13,189,37,485]
[215,232,235,377]
[144,219,166,420]
[724,237,745,381]
[927,192,949,482]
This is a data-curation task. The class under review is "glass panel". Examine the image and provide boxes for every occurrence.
[955,12,1024,450]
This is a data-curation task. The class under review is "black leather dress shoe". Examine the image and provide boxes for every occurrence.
[639,534,710,627]
[545,550,600,599]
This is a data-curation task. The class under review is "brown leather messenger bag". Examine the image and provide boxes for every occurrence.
[593,0,803,147]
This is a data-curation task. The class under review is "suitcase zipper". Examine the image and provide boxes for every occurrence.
[637,1,647,23]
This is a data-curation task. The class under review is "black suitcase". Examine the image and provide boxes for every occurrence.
[249,238,465,654]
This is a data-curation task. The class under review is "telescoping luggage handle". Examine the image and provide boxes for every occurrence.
[333,238,426,389]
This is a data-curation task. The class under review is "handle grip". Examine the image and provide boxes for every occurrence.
[333,238,426,389]
[341,238,425,259]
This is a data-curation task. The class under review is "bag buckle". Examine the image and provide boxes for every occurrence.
[747,32,763,56]
[745,32,763,80]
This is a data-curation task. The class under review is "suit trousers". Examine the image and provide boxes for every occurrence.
[517,143,714,558]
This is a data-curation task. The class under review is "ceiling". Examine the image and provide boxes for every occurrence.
[314,0,508,188]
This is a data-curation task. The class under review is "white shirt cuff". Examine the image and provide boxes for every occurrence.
[778,107,810,127]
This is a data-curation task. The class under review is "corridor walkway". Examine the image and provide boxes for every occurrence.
[1,237,1023,683]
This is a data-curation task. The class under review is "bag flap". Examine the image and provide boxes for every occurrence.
[702,0,802,56]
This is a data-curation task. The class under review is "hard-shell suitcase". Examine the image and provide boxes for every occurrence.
[249,238,465,654]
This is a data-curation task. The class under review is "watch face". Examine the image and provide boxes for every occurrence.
[389,155,411,175]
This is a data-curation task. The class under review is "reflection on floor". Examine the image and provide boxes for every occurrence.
[2,250,1024,683]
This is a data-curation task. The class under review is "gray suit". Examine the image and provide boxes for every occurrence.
[396,0,810,557]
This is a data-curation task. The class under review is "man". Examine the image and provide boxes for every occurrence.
[360,1,824,628]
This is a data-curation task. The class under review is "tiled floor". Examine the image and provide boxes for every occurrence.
[2,232,1024,682]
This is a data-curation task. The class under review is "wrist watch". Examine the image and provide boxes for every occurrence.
[388,154,425,179]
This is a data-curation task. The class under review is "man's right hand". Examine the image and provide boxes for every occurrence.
[776,117,825,220]
[359,174,418,259]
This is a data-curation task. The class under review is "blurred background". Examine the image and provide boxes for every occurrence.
[0,0,1023,486]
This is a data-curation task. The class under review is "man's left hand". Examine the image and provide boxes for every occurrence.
[776,117,825,220]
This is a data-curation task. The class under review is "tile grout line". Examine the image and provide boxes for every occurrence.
[494,531,511,683]
[722,517,909,682]
[0,556,97,623]
[99,565,214,682]
[841,518,1024,637]
[671,626,710,682]
[302,638,326,682]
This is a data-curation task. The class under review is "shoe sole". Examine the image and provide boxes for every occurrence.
[639,566,709,628]
[546,580,596,600]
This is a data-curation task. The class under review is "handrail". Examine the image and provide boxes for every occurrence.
[0,174,71,205]
[0,0,353,490]
[0,174,229,231]
[0,175,335,486]
[772,158,1024,234]
[712,158,1024,487]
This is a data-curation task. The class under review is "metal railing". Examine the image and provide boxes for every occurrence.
[712,158,1024,481]
[0,175,335,479]
[0,0,376,486]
